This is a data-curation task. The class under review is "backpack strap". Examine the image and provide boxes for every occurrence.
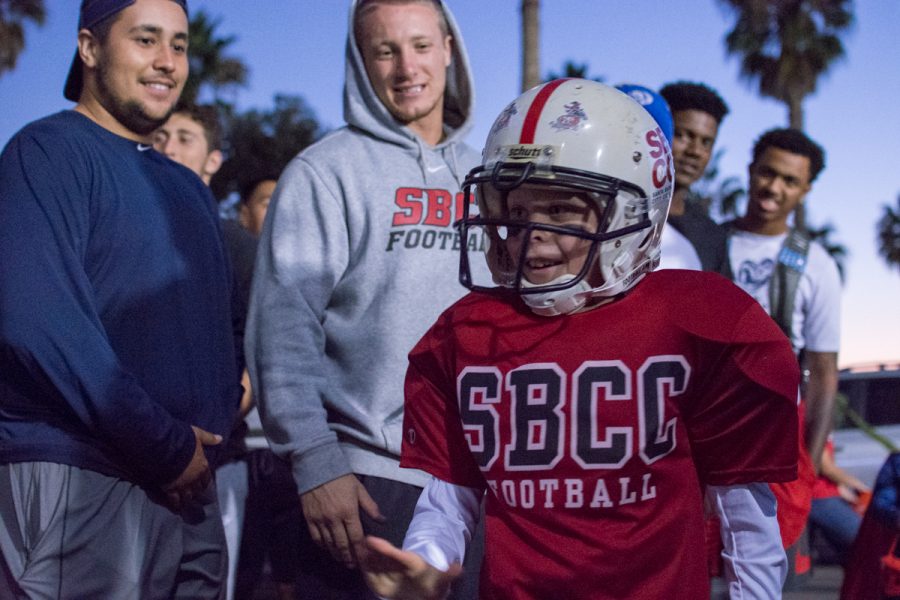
[768,228,811,340]
[724,222,811,342]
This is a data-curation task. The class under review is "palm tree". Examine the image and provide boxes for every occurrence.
[807,222,848,282]
[182,9,248,106]
[719,0,853,230]
[210,94,322,202]
[521,0,540,92]
[0,0,45,78]
[876,194,900,273]
[719,0,854,130]
[544,60,604,83]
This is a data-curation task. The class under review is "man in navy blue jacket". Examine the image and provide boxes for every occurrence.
[0,1,241,597]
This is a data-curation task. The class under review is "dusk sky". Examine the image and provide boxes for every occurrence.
[1,1,898,367]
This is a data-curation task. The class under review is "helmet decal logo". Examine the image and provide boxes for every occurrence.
[645,127,673,190]
[491,102,519,136]
[549,101,588,132]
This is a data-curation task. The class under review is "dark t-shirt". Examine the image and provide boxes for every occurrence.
[668,201,732,278]
[220,218,258,321]
[220,218,258,459]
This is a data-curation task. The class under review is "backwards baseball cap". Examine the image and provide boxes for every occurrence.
[63,0,189,102]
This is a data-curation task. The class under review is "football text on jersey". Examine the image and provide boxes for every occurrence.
[457,356,689,510]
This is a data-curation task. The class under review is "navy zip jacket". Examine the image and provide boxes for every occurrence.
[0,111,241,487]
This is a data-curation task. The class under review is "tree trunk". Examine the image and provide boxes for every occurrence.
[787,94,806,228]
[788,95,804,131]
[521,0,540,92]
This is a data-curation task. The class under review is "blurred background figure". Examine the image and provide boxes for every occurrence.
[153,102,223,185]
[238,177,277,238]
[658,81,731,276]
[840,452,900,599]
[809,438,868,566]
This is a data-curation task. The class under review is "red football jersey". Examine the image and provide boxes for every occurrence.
[401,270,800,600]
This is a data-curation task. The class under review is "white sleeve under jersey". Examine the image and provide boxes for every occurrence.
[402,477,482,571]
[404,478,785,600]
[709,483,787,600]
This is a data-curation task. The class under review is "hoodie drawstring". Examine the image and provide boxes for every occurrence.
[414,137,429,185]
[447,143,464,186]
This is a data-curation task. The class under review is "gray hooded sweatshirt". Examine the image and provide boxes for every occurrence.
[246,0,482,494]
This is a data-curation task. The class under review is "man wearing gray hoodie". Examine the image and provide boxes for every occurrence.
[245,0,482,596]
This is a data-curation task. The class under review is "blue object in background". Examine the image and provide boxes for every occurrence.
[616,83,674,146]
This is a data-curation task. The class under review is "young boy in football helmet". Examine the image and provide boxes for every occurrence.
[361,79,800,600]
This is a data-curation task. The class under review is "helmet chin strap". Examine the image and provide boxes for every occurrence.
[589,252,659,298]
[519,251,660,317]
[520,275,593,317]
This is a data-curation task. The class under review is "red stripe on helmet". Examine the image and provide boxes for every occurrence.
[520,78,570,144]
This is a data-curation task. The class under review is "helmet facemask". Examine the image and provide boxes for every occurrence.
[456,79,674,316]
[458,159,655,315]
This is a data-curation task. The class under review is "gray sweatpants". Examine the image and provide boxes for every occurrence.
[0,462,226,600]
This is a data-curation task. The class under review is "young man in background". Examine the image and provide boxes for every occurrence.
[728,128,842,584]
[246,0,485,596]
[659,81,732,277]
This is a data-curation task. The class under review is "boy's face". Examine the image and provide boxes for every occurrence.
[239,179,277,237]
[493,186,601,286]
[670,109,719,189]
[745,146,812,234]
[152,112,220,183]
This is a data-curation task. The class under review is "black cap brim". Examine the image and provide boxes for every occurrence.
[63,50,83,102]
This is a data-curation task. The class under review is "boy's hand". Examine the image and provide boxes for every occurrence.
[361,535,462,600]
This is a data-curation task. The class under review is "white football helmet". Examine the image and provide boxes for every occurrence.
[457,78,674,316]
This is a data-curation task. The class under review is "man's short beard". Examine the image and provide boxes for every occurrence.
[94,55,176,136]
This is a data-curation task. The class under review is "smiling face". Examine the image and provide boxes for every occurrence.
[497,187,601,286]
[77,0,188,141]
[744,146,812,235]
[357,1,452,145]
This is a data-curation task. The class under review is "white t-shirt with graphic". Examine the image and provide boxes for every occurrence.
[729,229,841,353]
[658,222,703,271]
